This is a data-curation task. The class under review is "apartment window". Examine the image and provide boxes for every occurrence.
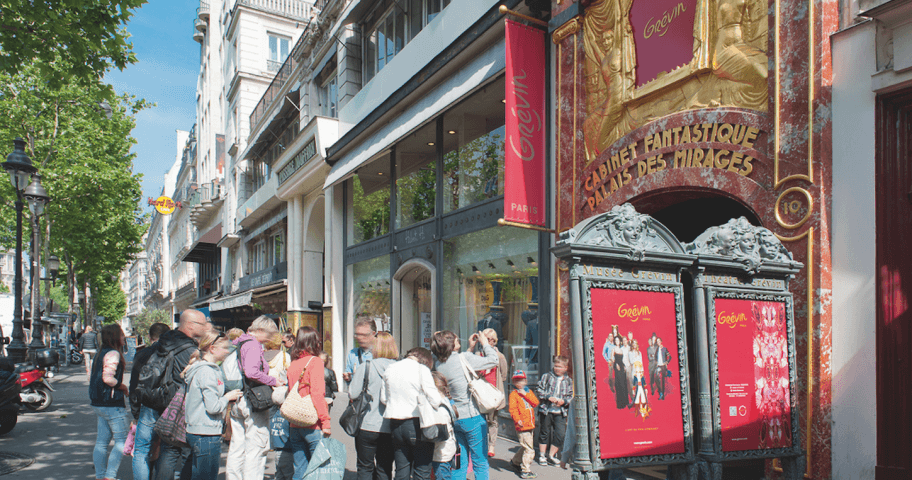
[318,67,338,118]
[271,232,285,264]
[363,0,451,84]
[268,34,290,71]
[253,241,267,272]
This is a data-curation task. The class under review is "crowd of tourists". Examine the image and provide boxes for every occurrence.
[85,310,581,480]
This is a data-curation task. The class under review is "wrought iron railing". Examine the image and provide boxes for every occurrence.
[236,0,312,20]
[250,21,313,129]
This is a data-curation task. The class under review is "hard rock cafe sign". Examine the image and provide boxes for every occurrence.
[580,0,768,160]
[148,196,180,215]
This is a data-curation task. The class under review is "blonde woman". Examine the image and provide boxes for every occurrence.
[479,328,508,457]
[350,332,399,480]
[227,316,287,480]
[184,331,244,480]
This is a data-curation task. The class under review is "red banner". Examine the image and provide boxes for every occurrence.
[504,19,546,227]
[591,288,686,459]
[629,0,699,87]
[715,299,792,452]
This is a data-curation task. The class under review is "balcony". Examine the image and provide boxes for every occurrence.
[235,0,312,21]
[194,17,207,32]
[198,1,210,20]
[187,182,224,230]
[192,24,204,43]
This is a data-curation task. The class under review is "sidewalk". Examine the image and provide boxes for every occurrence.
[0,363,664,479]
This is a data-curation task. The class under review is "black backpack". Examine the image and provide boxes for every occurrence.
[135,342,195,412]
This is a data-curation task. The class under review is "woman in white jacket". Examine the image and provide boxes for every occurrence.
[381,347,443,480]
[184,331,243,480]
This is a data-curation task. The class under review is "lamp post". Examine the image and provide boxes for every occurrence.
[43,255,60,313]
[24,175,49,362]
[2,139,38,363]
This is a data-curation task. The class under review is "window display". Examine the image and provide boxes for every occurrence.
[349,154,391,245]
[351,255,392,333]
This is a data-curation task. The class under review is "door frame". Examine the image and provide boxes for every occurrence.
[392,258,437,352]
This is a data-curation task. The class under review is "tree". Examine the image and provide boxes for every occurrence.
[131,308,171,345]
[0,0,146,89]
[0,59,149,324]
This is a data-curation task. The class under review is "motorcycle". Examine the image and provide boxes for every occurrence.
[70,345,83,365]
[17,349,58,412]
[0,358,21,435]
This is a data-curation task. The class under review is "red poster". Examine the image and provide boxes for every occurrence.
[504,19,546,227]
[591,288,686,458]
[715,299,792,451]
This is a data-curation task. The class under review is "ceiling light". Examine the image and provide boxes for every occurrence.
[502,99,506,103]
[448,130,456,135]
[427,142,435,146]
[378,172,383,175]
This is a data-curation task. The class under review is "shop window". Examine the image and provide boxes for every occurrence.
[443,76,506,214]
[396,122,437,228]
[442,227,540,381]
[350,154,391,245]
[351,255,392,334]
[363,0,452,84]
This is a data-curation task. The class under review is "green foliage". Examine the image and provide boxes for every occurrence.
[0,283,8,294]
[0,0,147,89]
[131,308,171,344]
[0,60,149,323]
[352,176,390,243]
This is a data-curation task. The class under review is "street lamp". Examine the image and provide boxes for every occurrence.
[24,174,49,362]
[2,138,37,363]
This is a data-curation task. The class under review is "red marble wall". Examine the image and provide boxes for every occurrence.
[551,0,837,476]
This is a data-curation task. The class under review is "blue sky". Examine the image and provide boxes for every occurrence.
[105,1,201,213]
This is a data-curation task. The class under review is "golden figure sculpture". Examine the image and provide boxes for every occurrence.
[579,0,768,161]
[582,0,637,161]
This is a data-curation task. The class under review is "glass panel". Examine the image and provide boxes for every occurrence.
[377,23,386,71]
[409,0,422,41]
[427,0,441,23]
[269,35,278,60]
[280,38,289,61]
[350,154,391,245]
[399,267,433,350]
[352,256,392,334]
[442,76,506,213]
[385,16,395,65]
[274,233,285,264]
[395,122,436,228]
[395,7,405,55]
[365,31,376,83]
[441,227,540,383]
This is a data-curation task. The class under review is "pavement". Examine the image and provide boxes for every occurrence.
[0,363,668,479]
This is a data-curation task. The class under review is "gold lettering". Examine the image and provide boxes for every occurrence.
[681,125,692,143]
[717,123,733,143]
[743,127,759,148]
[714,149,730,169]
[741,156,754,176]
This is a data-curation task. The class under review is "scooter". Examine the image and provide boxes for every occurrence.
[69,345,83,365]
[17,365,54,411]
[17,349,58,412]
[0,358,21,435]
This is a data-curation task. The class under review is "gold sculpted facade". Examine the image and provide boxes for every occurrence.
[581,0,769,161]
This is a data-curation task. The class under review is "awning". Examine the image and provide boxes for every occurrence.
[181,223,223,263]
[209,281,288,312]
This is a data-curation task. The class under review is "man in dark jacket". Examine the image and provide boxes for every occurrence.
[129,322,171,418]
[132,310,209,480]
[78,326,98,375]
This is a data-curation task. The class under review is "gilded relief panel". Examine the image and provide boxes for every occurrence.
[581,0,768,160]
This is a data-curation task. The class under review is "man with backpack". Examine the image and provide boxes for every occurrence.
[129,322,172,480]
[132,310,211,480]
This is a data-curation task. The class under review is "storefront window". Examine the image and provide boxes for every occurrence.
[442,226,539,380]
[350,154,391,245]
[352,255,392,333]
[396,122,436,228]
[443,76,505,214]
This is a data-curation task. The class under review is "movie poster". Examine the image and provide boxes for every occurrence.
[714,299,791,452]
[591,288,686,459]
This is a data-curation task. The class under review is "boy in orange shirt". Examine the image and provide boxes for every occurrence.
[509,370,540,479]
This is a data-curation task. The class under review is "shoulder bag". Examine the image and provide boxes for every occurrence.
[153,385,189,448]
[458,354,504,414]
[340,361,372,436]
[281,357,319,427]
[417,394,449,443]
[238,340,276,412]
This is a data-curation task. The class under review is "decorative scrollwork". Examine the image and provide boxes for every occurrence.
[558,203,677,260]
[685,217,794,273]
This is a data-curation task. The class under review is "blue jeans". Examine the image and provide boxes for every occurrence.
[433,460,452,480]
[288,427,323,480]
[453,414,488,480]
[92,406,131,480]
[187,434,222,480]
[133,406,159,480]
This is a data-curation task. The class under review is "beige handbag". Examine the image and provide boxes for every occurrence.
[280,358,318,427]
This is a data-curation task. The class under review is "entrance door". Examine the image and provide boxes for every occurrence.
[393,260,436,353]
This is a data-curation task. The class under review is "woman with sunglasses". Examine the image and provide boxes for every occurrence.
[184,331,244,480]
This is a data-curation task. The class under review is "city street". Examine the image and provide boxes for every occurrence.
[0,362,665,480]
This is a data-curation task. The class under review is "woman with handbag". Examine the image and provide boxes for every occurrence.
[227,316,286,480]
[349,332,399,480]
[284,326,331,479]
[380,347,443,480]
[431,331,498,480]
[183,331,244,480]
[90,324,131,480]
